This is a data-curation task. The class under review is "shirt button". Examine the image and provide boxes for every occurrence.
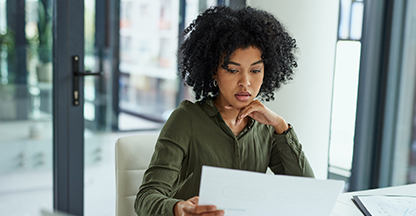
[288,139,293,144]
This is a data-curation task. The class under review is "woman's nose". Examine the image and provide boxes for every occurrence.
[238,73,251,87]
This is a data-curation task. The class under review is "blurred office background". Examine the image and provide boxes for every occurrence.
[0,0,415,215]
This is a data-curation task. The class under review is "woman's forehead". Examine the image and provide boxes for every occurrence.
[220,46,263,62]
[226,47,263,64]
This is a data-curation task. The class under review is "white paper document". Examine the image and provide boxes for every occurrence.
[353,195,416,216]
[199,166,344,216]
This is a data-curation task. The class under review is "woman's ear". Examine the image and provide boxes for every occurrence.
[212,72,217,80]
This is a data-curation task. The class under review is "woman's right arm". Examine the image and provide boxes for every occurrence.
[134,105,192,216]
[134,101,224,216]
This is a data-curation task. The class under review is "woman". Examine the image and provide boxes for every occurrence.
[135,6,315,216]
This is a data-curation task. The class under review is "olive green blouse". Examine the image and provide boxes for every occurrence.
[134,99,315,216]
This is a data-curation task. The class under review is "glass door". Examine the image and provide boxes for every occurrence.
[0,0,54,215]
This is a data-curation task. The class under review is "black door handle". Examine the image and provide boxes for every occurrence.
[72,55,103,106]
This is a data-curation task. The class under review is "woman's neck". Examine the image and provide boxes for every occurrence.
[213,98,239,121]
[213,97,247,133]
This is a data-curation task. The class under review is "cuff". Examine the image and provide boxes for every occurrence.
[164,198,183,216]
[273,126,302,157]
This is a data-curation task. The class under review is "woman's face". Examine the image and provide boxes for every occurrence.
[214,46,264,109]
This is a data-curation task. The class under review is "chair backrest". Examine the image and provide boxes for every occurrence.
[115,134,158,216]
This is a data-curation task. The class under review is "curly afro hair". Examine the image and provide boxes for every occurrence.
[178,6,298,102]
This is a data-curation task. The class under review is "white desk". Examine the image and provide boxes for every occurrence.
[330,183,416,215]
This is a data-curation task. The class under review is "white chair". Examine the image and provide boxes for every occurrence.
[115,134,158,216]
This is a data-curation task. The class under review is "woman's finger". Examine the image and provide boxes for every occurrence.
[193,205,218,214]
[183,204,218,215]
[224,105,234,109]
[188,196,199,205]
[181,196,221,215]
[197,210,225,216]
[235,101,265,123]
[235,105,256,126]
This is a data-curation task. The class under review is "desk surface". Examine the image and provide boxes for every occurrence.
[330,183,416,215]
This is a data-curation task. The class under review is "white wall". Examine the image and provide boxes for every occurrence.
[247,0,339,179]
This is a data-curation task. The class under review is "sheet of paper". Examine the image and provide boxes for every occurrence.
[199,166,344,216]
[356,195,416,216]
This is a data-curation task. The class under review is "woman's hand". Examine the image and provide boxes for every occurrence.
[174,196,224,216]
[226,100,289,134]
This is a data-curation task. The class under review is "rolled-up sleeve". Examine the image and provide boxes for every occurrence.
[268,126,315,178]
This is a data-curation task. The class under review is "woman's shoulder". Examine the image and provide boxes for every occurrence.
[178,99,196,108]
[160,100,206,137]
[167,100,203,120]
[168,99,218,124]
[177,99,209,113]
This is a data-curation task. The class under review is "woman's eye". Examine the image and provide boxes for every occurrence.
[251,69,262,73]
[227,69,238,73]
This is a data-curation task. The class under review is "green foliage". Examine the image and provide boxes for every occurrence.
[0,28,15,55]
[37,0,52,63]
[0,28,15,84]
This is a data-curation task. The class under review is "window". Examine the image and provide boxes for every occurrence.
[390,0,416,186]
[328,0,364,189]
[117,0,218,130]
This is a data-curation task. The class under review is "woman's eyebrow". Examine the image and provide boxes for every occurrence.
[228,61,241,66]
[251,60,264,65]
[228,59,264,66]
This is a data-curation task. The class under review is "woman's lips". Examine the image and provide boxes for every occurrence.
[235,92,251,102]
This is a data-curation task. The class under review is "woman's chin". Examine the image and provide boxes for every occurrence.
[231,99,253,109]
